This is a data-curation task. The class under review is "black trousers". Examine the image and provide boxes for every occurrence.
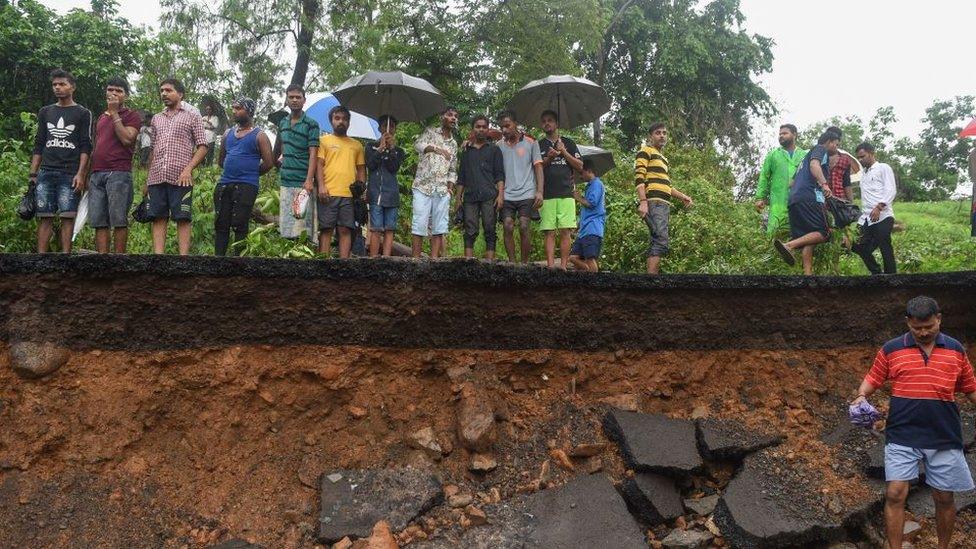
[214,183,258,256]
[853,217,896,274]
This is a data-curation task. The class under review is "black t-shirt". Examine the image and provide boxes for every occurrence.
[539,136,582,199]
[33,104,93,173]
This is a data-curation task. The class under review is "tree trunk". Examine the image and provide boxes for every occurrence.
[289,0,320,88]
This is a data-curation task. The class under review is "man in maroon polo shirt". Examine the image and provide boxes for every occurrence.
[88,77,142,253]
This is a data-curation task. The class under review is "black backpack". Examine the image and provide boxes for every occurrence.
[17,181,36,220]
[132,196,152,224]
[826,196,861,228]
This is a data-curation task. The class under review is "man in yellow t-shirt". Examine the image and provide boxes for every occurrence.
[316,105,366,258]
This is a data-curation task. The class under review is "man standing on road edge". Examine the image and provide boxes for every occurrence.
[635,122,693,275]
[852,142,897,274]
[852,296,976,549]
[755,124,805,236]
[538,109,583,269]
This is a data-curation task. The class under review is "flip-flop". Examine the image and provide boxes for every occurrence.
[773,239,796,266]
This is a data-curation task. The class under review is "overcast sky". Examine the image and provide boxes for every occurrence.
[43,0,976,139]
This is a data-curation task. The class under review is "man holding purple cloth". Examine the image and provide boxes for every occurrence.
[851,296,976,549]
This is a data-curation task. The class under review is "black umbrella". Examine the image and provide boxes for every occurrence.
[508,75,610,129]
[577,145,616,177]
[199,95,228,133]
[333,71,446,126]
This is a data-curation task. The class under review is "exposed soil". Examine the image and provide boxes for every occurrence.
[2,255,976,548]
[2,342,974,548]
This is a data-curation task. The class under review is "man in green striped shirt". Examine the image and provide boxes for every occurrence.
[755,124,806,236]
[273,84,320,239]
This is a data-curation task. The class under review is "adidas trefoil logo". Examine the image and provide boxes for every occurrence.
[48,117,75,139]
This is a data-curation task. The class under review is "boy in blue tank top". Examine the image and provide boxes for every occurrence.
[216,98,274,255]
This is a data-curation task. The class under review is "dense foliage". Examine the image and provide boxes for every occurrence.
[1,0,974,274]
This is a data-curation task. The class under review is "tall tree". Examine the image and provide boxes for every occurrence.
[585,0,774,152]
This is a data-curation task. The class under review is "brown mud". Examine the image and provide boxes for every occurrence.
[1,255,976,548]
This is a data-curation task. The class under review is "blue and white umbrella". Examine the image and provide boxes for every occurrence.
[271,92,380,140]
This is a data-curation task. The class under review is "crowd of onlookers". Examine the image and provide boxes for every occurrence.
[23,69,897,276]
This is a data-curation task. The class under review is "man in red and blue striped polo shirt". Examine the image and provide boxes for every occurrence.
[853,296,976,549]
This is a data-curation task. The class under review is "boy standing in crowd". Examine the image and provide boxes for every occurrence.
[365,115,405,257]
[635,122,693,274]
[30,69,92,253]
[569,158,605,272]
[89,77,141,253]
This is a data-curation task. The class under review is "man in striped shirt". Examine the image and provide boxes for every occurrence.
[852,296,976,549]
[634,122,693,274]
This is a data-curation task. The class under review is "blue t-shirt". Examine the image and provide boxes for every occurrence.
[789,144,828,206]
[578,177,606,238]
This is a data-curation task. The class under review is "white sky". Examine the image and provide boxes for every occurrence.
[42,0,976,139]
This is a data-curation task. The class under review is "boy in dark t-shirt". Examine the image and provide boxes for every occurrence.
[538,110,583,270]
[29,69,92,253]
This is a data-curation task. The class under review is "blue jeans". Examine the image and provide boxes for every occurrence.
[369,205,398,231]
[88,171,134,228]
[36,169,80,217]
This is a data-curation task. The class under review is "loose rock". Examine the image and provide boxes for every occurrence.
[469,453,497,473]
[9,341,70,379]
[661,529,713,549]
[408,427,443,459]
[684,495,720,516]
[457,383,496,452]
[318,469,442,543]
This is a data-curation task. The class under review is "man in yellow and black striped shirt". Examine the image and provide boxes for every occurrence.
[635,122,693,274]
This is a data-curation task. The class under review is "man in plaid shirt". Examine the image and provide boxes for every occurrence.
[146,78,208,255]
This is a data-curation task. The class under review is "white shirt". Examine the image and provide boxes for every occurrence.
[859,161,896,225]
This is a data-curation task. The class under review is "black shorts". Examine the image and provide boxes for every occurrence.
[317,197,355,230]
[788,201,830,240]
[571,235,602,260]
[147,183,193,222]
[501,199,534,221]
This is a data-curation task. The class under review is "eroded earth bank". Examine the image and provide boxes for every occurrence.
[2,255,976,548]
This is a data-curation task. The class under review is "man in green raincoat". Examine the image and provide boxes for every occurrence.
[755,124,807,236]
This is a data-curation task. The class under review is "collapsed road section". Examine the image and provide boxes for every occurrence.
[2,255,976,548]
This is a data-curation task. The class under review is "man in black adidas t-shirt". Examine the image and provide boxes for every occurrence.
[30,69,92,253]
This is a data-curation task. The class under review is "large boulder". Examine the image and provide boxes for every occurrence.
[620,473,684,525]
[603,409,703,476]
[9,341,69,379]
[318,469,442,543]
[696,418,783,461]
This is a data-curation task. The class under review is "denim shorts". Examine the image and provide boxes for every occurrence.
[88,171,134,228]
[36,169,80,217]
[412,189,449,236]
[885,443,975,492]
[571,234,603,260]
[369,205,398,231]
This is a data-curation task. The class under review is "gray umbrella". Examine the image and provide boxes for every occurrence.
[333,70,446,124]
[578,145,616,177]
[508,75,611,129]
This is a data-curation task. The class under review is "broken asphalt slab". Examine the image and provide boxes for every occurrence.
[603,409,703,476]
[621,472,684,525]
[696,418,783,462]
[317,468,442,543]
[411,473,645,549]
[712,450,880,548]
[524,473,647,549]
